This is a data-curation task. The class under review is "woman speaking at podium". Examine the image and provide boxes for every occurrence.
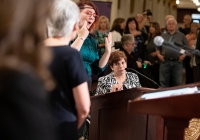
[95,51,141,95]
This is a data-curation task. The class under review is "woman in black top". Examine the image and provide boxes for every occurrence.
[146,22,161,85]
[124,17,145,60]
[45,0,90,139]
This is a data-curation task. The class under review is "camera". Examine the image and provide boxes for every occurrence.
[143,9,152,16]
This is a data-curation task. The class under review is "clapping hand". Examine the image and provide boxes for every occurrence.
[104,32,112,53]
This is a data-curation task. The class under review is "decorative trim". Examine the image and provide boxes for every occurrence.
[130,0,135,13]
[118,0,120,9]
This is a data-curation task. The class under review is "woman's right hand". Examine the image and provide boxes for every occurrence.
[77,20,89,40]
[110,84,122,92]
[136,61,142,68]
[157,54,165,62]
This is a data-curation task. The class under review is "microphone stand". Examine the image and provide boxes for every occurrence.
[174,42,200,56]
[125,68,162,88]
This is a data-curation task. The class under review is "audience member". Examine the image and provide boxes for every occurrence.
[95,51,141,95]
[185,22,199,83]
[71,1,112,90]
[156,18,189,87]
[194,25,200,82]
[142,9,153,33]
[179,14,192,35]
[0,0,56,140]
[119,34,157,88]
[136,14,148,42]
[124,17,145,60]
[161,15,175,33]
[110,17,126,50]
[45,0,90,140]
[146,22,161,85]
[93,16,110,58]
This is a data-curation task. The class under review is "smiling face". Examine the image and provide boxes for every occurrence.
[79,5,97,30]
[110,58,127,76]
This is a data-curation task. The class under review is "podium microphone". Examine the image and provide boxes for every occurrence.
[125,68,162,88]
[154,36,190,55]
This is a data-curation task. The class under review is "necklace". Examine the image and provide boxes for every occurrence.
[114,74,126,85]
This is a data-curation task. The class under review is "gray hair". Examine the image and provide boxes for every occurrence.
[121,34,135,45]
[166,17,177,25]
[47,0,80,37]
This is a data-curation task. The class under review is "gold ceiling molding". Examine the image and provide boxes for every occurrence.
[163,0,166,5]
[118,0,120,9]
[168,2,171,7]
[130,0,135,13]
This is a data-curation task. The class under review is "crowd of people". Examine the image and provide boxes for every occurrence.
[0,0,200,140]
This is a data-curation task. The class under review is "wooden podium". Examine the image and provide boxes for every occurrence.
[89,87,154,140]
[128,83,200,140]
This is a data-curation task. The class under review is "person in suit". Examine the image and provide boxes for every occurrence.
[45,0,90,139]
[0,0,56,140]
[95,51,141,95]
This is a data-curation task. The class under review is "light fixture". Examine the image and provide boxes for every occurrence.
[198,7,200,12]
[176,0,180,5]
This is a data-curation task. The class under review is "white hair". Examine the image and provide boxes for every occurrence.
[166,17,177,25]
[47,0,80,37]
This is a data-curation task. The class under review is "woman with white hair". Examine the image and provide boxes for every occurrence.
[45,0,90,139]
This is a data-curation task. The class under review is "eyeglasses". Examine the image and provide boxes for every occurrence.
[83,10,99,19]
[126,43,135,46]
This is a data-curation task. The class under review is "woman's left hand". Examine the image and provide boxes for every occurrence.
[104,32,112,53]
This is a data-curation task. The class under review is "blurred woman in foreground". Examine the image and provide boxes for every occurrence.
[0,0,56,139]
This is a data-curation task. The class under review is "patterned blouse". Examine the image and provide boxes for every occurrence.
[95,72,141,95]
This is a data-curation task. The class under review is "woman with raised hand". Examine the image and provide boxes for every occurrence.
[71,1,112,91]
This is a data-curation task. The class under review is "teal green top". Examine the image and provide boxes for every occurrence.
[79,34,107,76]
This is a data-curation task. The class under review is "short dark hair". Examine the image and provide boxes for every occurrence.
[108,51,127,67]
[124,17,139,34]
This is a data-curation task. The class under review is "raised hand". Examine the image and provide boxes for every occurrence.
[77,20,89,40]
[104,32,112,53]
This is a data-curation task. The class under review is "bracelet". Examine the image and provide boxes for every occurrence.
[78,37,85,41]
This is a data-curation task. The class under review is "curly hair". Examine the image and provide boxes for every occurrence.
[108,51,127,67]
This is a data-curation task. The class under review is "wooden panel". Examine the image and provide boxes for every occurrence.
[90,87,155,140]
